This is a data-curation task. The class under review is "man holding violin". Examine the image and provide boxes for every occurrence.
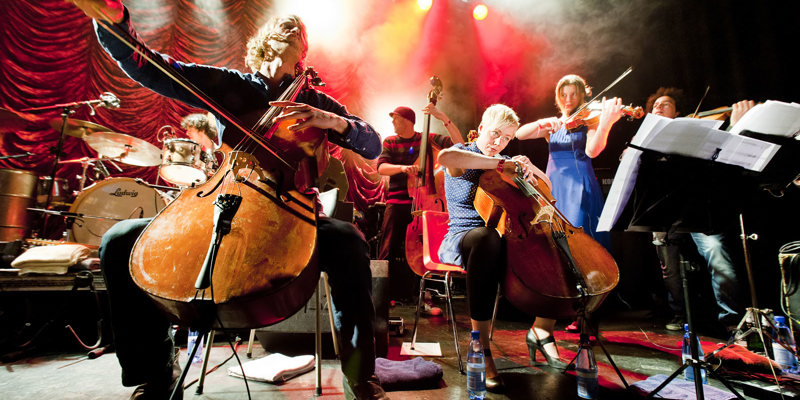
[68,1,388,399]
[646,87,750,335]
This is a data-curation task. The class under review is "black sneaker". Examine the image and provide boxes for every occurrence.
[665,316,685,331]
[129,349,183,400]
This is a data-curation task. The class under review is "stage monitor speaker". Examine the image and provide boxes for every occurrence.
[256,259,389,358]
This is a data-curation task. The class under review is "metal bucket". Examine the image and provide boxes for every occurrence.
[0,169,38,241]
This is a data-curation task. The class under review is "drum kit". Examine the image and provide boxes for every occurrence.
[1,107,219,246]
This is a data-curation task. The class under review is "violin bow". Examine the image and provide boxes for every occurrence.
[687,85,711,119]
[566,66,634,121]
[94,18,295,172]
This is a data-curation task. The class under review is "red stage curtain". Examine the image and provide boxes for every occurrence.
[0,0,385,214]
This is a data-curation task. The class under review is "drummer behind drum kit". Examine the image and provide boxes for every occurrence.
[0,102,218,247]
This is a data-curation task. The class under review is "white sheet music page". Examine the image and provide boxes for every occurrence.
[716,135,781,172]
[643,116,724,159]
[597,147,641,232]
[730,100,800,137]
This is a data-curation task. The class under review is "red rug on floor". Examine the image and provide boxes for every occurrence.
[487,329,789,391]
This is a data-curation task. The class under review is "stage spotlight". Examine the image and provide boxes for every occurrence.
[418,0,433,11]
[473,4,488,20]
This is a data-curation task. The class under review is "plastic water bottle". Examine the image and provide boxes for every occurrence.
[576,333,599,399]
[682,324,707,383]
[187,329,203,364]
[772,316,798,372]
[466,330,486,400]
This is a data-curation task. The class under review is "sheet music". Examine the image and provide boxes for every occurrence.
[730,100,800,137]
[597,147,641,232]
[643,116,725,159]
[598,108,787,231]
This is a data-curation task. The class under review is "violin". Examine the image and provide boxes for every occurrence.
[564,100,644,130]
[689,106,732,120]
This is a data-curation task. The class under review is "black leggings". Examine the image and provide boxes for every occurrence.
[461,227,505,321]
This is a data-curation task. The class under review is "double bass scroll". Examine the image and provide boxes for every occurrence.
[474,169,619,319]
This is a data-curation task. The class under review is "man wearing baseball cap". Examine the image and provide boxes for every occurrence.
[376,102,463,313]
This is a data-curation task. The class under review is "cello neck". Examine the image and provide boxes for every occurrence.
[511,172,572,229]
[253,69,322,138]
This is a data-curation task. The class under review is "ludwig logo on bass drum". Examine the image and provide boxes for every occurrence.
[110,188,139,198]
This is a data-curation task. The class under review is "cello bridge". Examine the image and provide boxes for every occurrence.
[229,151,269,183]
[532,204,556,226]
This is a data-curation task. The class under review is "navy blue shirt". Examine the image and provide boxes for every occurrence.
[94,11,381,160]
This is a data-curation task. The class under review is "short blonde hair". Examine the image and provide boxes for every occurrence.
[244,15,308,74]
[555,74,592,111]
[480,104,520,132]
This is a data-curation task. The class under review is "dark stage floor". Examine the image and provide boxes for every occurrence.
[1,298,798,399]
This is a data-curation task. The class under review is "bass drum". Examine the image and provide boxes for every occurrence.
[68,178,168,246]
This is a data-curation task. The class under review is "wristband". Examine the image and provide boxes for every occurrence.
[443,120,452,127]
[496,158,505,173]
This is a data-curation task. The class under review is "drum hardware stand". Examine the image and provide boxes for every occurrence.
[26,208,127,242]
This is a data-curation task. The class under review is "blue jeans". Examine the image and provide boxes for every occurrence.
[100,217,377,387]
[691,232,743,326]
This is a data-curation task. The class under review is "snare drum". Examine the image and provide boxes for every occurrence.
[159,138,209,186]
[67,178,167,246]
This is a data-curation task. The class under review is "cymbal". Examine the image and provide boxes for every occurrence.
[83,131,161,167]
[1,108,36,133]
[49,118,113,138]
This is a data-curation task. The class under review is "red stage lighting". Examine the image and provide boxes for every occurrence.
[473,4,488,20]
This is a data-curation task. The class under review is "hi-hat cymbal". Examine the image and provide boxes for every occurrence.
[49,118,113,138]
[1,108,36,133]
[83,131,161,167]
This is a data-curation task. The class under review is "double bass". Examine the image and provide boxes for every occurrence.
[474,166,619,319]
[129,68,329,330]
[405,77,448,276]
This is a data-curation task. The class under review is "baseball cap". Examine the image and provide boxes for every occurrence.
[389,106,415,124]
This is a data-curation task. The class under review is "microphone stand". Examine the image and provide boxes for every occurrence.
[0,152,33,161]
[40,106,76,235]
[20,96,117,235]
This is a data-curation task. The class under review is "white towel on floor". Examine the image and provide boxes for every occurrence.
[11,244,92,275]
[227,353,315,383]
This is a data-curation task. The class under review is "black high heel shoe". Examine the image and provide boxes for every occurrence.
[526,330,572,370]
[483,349,506,393]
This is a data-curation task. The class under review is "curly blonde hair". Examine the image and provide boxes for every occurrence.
[555,74,592,112]
[244,15,308,74]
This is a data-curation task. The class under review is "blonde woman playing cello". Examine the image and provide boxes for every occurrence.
[436,104,567,393]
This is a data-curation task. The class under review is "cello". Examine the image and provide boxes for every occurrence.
[129,68,329,330]
[404,76,448,276]
[474,166,619,319]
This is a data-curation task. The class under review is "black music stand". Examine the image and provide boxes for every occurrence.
[612,149,748,400]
